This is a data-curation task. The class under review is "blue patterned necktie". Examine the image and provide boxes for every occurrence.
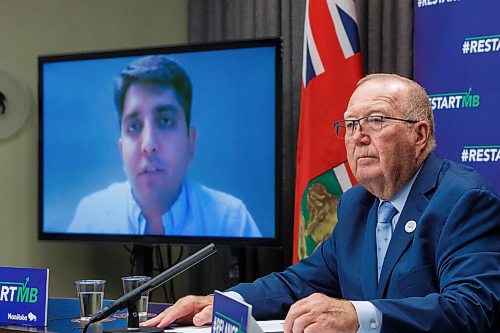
[376,201,398,280]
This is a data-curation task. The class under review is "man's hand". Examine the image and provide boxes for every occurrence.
[283,293,359,333]
[141,295,214,328]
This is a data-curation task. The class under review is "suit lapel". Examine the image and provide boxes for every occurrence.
[361,199,379,299]
[376,153,444,297]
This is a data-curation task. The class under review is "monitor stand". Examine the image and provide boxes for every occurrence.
[132,245,154,277]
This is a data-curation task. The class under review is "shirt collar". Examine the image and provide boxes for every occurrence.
[128,181,189,235]
[161,181,189,235]
[127,185,142,234]
[378,166,422,227]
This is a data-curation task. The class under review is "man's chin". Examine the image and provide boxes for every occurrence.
[354,168,382,185]
[132,184,181,208]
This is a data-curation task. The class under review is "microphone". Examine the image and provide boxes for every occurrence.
[88,243,217,324]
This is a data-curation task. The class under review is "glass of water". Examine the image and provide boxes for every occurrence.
[75,279,106,321]
[121,276,151,317]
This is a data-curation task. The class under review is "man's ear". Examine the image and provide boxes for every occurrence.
[118,137,123,155]
[188,127,197,163]
[414,121,430,156]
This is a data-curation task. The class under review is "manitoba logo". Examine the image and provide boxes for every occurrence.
[6,312,36,322]
[428,87,480,110]
[0,277,38,304]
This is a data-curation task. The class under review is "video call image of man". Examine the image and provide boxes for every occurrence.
[141,74,500,332]
[67,56,261,237]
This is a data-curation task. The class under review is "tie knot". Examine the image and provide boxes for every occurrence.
[378,201,398,224]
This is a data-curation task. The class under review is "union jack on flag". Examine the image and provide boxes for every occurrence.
[294,0,363,262]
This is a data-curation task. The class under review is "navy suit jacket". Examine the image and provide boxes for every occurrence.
[230,153,500,332]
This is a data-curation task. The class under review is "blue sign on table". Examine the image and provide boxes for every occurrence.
[0,267,49,327]
[212,291,263,333]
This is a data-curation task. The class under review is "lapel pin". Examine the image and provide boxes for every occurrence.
[405,220,417,233]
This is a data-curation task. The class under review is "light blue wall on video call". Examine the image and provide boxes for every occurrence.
[42,46,276,237]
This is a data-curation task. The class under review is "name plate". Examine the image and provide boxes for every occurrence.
[0,267,49,327]
[211,291,263,333]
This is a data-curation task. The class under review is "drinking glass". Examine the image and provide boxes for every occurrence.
[121,276,151,317]
[75,279,106,321]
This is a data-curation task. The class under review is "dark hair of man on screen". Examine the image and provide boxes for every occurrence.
[114,55,193,126]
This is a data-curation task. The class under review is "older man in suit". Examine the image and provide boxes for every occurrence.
[143,74,500,332]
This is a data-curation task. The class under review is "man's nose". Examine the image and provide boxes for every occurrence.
[351,123,370,144]
[141,124,159,154]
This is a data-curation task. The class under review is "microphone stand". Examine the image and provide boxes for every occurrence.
[82,243,217,333]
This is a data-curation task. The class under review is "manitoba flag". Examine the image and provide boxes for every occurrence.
[293,0,363,262]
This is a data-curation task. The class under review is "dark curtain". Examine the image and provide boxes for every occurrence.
[185,0,414,295]
[356,0,414,77]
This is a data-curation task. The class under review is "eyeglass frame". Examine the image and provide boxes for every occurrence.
[333,115,419,139]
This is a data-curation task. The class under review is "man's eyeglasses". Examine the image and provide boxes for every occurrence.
[333,116,418,139]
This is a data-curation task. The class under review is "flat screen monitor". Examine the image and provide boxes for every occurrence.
[38,38,281,246]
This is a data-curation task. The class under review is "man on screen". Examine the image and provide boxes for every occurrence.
[142,74,500,332]
[68,56,261,237]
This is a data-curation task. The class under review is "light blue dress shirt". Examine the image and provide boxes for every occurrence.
[68,179,261,237]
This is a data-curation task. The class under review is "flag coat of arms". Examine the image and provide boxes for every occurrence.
[294,0,363,262]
